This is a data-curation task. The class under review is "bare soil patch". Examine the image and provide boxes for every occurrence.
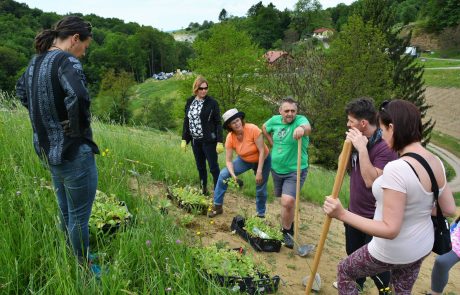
[425,87,460,139]
[135,179,460,294]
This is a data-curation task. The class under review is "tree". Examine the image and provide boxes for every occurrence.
[189,22,264,111]
[0,46,26,91]
[290,0,326,37]
[93,69,136,125]
[356,0,435,144]
[218,9,228,21]
[317,15,393,168]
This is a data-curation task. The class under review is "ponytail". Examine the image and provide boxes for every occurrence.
[33,16,92,54]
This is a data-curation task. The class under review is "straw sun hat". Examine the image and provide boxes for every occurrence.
[222,108,245,129]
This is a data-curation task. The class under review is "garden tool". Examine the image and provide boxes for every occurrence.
[293,139,312,257]
[305,140,352,295]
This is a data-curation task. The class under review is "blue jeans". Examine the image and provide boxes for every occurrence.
[191,140,220,189]
[49,144,98,260]
[213,155,271,216]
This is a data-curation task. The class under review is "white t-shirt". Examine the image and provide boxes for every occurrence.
[368,158,446,264]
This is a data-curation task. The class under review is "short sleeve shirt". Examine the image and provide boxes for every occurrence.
[225,123,269,163]
[264,115,310,174]
[368,159,445,264]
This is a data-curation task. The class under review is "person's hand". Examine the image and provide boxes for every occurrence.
[323,196,345,220]
[60,120,73,136]
[216,142,224,154]
[255,171,263,185]
[293,126,304,140]
[346,127,368,153]
[181,140,187,151]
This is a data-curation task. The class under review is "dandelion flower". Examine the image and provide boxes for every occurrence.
[102,151,106,157]
[209,220,214,225]
[196,231,201,236]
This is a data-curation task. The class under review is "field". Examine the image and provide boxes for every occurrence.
[425,87,460,139]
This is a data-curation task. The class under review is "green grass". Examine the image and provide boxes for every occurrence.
[0,109,234,294]
[0,106,350,294]
[431,131,460,159]
[423,69,460,88]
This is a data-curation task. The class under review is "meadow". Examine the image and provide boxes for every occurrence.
[0,99,349,294]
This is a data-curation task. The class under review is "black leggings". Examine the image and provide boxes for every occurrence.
[191,140,219,189]
[345,223,391,292]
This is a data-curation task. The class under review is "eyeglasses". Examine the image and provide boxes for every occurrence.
[379,100,391,111]
[198,87,208,91]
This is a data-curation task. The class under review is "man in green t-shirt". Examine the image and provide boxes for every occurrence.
[262,97,311,249]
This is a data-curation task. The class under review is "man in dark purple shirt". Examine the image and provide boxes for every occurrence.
[337,98,398,294]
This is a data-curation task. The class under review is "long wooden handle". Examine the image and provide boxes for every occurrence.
[305,140,352,294]
[294,139,302,243]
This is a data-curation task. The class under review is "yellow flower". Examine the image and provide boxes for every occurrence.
[105,148,109,153]
[102,151,106,157]
[196,231,201,236]
[209,220,214,225]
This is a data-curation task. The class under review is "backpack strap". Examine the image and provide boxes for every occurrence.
[400,152,443,219]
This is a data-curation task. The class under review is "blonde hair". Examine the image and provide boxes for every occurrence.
[192,76,208,95]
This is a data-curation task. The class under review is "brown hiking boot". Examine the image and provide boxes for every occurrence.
[208,204,223,218]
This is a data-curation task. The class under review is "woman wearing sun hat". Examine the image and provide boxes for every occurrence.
[208,108,271,218]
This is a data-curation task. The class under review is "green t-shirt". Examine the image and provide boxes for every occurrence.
[264,115,310,174]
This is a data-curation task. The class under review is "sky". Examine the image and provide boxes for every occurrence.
[18,0,355,32]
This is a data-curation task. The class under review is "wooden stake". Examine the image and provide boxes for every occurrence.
[305,140,352,294]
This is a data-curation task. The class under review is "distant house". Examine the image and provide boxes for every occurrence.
[264,50,292,65]
[312,28,334,40]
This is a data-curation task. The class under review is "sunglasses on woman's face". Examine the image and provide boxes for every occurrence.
[198,87,208,91]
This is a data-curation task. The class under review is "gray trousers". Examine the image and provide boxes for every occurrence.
[431,250,460,293]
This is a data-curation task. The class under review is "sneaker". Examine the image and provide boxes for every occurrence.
[90,263,102,279]
[256,214,265,219]
[282,231,294,249]
[332,281,338,289]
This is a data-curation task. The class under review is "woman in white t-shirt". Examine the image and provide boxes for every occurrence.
[323,99,456,294]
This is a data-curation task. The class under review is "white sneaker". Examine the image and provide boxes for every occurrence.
[332,281,338,289]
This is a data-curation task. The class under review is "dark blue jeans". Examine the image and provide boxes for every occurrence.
[191,140,220,189]
[213,155,271,216]
[49,144,98,260]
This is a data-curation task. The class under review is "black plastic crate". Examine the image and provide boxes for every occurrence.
[166,186,208,215]
[212,273,280,294]
[231,215,282,252]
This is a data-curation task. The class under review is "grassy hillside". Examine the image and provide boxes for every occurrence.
[0,106,349,293]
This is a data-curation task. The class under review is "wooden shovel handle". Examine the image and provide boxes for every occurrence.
[294,139,302,243]
[305,140,352,294]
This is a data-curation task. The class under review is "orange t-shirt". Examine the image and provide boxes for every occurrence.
[225,123,269,163]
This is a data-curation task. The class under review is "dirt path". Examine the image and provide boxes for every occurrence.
[142,180,460,294]
[429,143,460,192]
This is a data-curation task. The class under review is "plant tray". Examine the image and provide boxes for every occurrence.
[231,215,282,252]
[166,186,208,215]
[211,272,280,294]
[100,201,132,235]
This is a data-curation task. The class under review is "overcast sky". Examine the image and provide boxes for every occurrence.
[19,0,355,32]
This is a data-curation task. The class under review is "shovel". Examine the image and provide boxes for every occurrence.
[288,232,315,257]
[293,139,312,257]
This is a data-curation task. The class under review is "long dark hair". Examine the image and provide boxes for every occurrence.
[34,16,92,54]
